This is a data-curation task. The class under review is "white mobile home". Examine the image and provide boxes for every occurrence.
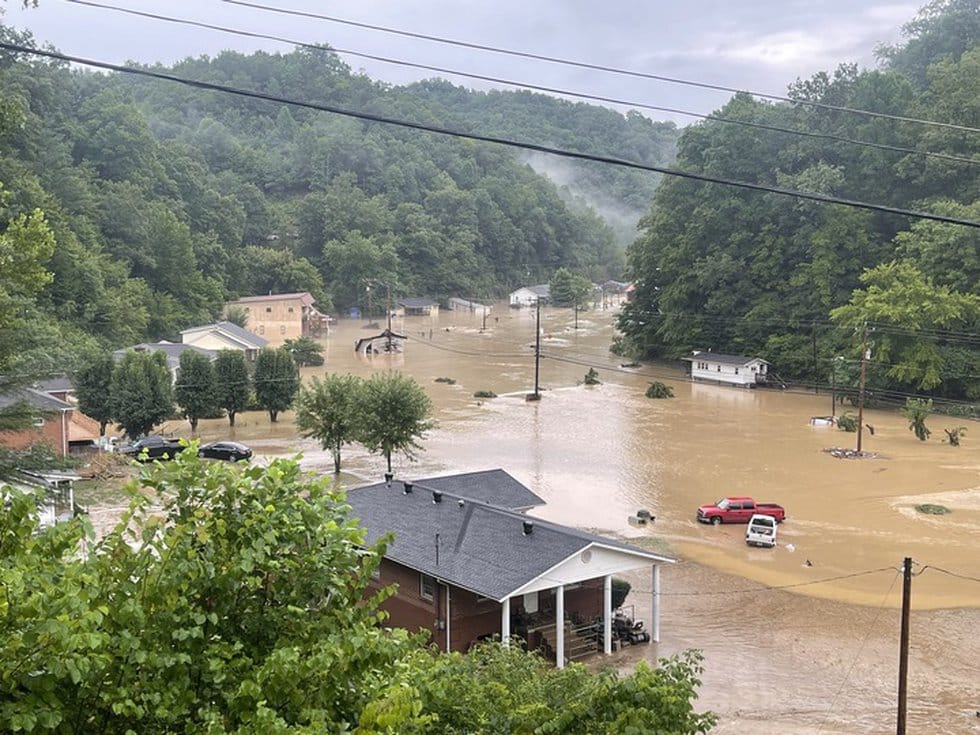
[683,351,769,388]
[509,285,550,308]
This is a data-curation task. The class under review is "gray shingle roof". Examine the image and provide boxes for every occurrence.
[411,469,543,511]
[684,352,768,366]
[113,342,218,371]
[347,476,669,601]
[398,297,438,309]
[0,388,73,412]
[213,321,268,348]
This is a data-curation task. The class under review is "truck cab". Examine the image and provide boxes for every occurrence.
[745,514,778,548]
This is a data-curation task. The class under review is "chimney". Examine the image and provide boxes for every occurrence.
[522,520,534,535]
[384,472,393,487]
[403,482,413,494]
[432,490,443,503]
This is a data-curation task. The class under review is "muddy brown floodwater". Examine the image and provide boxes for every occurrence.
[169,304,980,734]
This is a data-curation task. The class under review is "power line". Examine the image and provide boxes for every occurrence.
[61,0,980,169]
[632,565,898,596]
[919,565,980,584]
[3,42,979,231]
[220,0,980,136]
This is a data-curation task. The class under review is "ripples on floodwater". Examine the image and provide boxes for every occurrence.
[174,303,979,734]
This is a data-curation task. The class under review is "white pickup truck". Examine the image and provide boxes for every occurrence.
[745,514,778,548]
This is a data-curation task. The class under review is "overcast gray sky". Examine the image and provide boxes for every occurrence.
[3,0,921,125]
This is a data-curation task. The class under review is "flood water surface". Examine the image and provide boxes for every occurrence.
[176,305,979,734]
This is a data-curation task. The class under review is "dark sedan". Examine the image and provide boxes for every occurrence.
[199,441,253,462]
[120,435,186,461]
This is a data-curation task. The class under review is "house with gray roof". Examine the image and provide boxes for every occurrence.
[0,388,74,457]
[509,285,551,308]
[180,321,267,361]
[397,297,439,316]
[682,350,770,388]
[113,342,217,383]
[347,469,673,667]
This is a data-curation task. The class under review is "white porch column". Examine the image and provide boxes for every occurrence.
[652,564,661,643]
[603,574,612,655]
[555,585,565,669]
[445,585,452,652]
[501,597,511,647]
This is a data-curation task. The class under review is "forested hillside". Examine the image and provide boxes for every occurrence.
[0,22,678,371]
[618,0,980,405]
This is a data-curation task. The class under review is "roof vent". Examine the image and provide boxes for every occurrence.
[457,499,465,508]
[432,490,443,503]
[403,482,413,494]
[522,520,534,535]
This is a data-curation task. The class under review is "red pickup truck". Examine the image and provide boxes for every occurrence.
[697,496,786,525]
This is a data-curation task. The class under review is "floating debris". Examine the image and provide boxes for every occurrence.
[824,447,879,460]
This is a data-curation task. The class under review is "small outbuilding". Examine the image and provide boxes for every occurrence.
[397,297,439,317]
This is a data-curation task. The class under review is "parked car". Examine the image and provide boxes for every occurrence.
[697,496,786,525]
[745,514,779,547]
[199,441,253,462]
[121,435,186,461]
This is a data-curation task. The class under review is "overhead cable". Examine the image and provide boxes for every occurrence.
[60,0,980,168]
[4,43,980,231]
[219,0,980,136]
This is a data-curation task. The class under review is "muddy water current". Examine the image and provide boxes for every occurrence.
[170,305,979,734]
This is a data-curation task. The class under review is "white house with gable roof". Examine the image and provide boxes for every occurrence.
[683,351,770,388]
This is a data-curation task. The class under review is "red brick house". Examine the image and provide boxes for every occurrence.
[0,388,74,457]
[347,470,674,668]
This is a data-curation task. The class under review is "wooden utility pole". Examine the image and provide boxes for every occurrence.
[856,324,869,453]
[897,556,912,735]
[528,298,542,401]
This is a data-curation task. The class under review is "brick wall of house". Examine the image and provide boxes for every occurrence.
[0,413,69,456]
[371,558,611,653]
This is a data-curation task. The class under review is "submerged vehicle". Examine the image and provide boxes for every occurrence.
[745,513,778,548]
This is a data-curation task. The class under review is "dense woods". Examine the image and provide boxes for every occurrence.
[618,0,980,406]
[0,23,677,370]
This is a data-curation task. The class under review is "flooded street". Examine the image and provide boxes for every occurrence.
[175,304,980,734]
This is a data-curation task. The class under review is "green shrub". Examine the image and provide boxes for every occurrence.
[611,578,631,609]
[473,390,497,399]
[584,368,601,385]
[645,381,674,399]
[836,412,858,432]
[434,377,457,385]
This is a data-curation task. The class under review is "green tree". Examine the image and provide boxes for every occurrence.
[213,349,250,427]
[253,346,299,423]
[550,267,593,308]
[0,452,415,734]
[830,261,980,394]
[284,335,325,367]
[109,350,174,439]
[72,352,115,437]
[294,373,364,473]
[174,350,217,432]
[358,371,434,474]
[903,398,933,441]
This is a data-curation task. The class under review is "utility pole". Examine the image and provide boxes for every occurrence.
[385,283,393,352]
[528,297,542,401]
[897,556,912,735]
[856,324,869,453]
[365,283,372,324]
[482,304,488,332]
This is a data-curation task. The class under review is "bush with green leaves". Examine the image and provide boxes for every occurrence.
[295,373,364,473]
[836,412,858,432]
[584,368,601,385]
[903,398,933,441]
[645,381,674,399]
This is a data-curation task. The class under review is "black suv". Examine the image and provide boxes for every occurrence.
[121,435,185,461]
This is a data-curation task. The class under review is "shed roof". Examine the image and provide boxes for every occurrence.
[347,475,672,601]
[0,388,73,412]
[230,292,316,306]
[683,352,769,367]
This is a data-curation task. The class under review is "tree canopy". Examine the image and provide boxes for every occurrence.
[358,372,434,474]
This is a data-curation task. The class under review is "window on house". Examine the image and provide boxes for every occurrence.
[735,368,739,374]
[420,574,435,601]
[265,307,272,313]
[716,365,721,371]
[259,325,265,335]
[288,307,294,313]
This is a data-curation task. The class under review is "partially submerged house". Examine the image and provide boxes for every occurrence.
[224,292,330,346]
[397,297,439,317]
[509,285,550,308]
[447,297,490,315]
[682,351,770,388]
[347,469,674,667]
[180,321,267,362]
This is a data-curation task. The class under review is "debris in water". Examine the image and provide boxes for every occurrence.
[824,447,879,460]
